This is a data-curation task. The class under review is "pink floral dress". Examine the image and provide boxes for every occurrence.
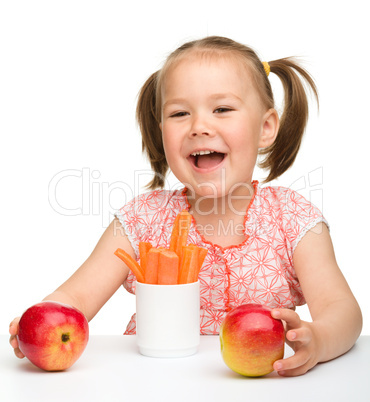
[115,181,327,335]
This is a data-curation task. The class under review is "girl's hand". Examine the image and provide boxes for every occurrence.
[271,309,322,376]
[9,317,25,359]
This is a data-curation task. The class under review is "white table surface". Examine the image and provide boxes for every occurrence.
[1,335,369,402]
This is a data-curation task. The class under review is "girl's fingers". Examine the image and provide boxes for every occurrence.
[9,335,25,359]
[286,326,312,344]
[9,317,25,358]
[9,335,19,349]
[14,348,25,359]
[273,348,311,375]
[276,364,312,377]
[271,308,301,330]
[9,317,20,336]
[271,310,319,376]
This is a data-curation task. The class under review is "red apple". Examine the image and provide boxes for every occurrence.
[17,301,89,371]
[219,303,284,377]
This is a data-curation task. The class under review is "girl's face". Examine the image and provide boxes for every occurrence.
[160,54,278,206]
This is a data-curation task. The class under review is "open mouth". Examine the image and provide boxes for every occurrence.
[188,150,226,170]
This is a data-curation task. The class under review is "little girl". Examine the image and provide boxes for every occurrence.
[10,36,362,376]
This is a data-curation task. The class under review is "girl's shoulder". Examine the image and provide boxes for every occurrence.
[258,184,317,211]
[255,183,328,251]
[119,187,187,214]
[257,183,325,222]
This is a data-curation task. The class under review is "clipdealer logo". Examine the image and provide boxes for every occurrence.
[48,168,157,228]
[48,167,324,232]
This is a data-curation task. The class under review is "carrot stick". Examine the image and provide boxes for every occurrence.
[175,211,192,260]
[114,248,145,283]
[139,242,152,277]
[196,247,208,280]
[178,246,199,284]
[158,250,179,285]
[169,214,180,253]
[187,244,207,282]
[145,247,163,284]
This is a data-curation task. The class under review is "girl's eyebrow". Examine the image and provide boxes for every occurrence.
[208,93,243,102]
[162,98,188,110]
[163,93,242,110]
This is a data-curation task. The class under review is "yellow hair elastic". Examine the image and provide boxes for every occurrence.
[262,61,270,77]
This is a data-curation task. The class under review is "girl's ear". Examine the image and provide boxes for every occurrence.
[258,108,279,149]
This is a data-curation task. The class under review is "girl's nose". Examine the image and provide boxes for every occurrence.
[189,114,213,137]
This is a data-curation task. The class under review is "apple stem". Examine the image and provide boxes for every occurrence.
[61,333,70,343]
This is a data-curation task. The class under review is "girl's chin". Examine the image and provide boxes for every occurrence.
[184,179,255,204]
[184,182,230,200]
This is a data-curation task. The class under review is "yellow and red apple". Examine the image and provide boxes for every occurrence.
[17,301,89,371]
[220,303,284,377]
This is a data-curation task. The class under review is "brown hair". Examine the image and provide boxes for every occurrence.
[136,36,318,189]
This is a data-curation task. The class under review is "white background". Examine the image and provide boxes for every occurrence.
[1,0,369,337]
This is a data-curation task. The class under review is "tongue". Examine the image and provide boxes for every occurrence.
[197,153,224,169]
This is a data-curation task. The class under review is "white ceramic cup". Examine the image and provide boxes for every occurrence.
[135,281,200,358]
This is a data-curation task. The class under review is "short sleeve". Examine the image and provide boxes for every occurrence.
[279,188,329,252]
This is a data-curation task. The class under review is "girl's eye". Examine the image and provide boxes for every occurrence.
[170,111,188,118]
[214,107,233,114]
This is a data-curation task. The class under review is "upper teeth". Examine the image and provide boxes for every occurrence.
[191,150,215,156]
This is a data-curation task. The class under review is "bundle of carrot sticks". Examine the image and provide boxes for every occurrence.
[114,210,207,285]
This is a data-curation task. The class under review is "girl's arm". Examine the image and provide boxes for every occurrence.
[9,217,134,358]
[271,222,362,376]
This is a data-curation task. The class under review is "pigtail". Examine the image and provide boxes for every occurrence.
[136,71,168,190]
[258,58,319,182]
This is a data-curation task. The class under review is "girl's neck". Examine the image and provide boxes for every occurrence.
[185,181,256,248]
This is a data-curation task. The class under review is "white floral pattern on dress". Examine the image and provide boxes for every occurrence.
[115,181,328,335]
